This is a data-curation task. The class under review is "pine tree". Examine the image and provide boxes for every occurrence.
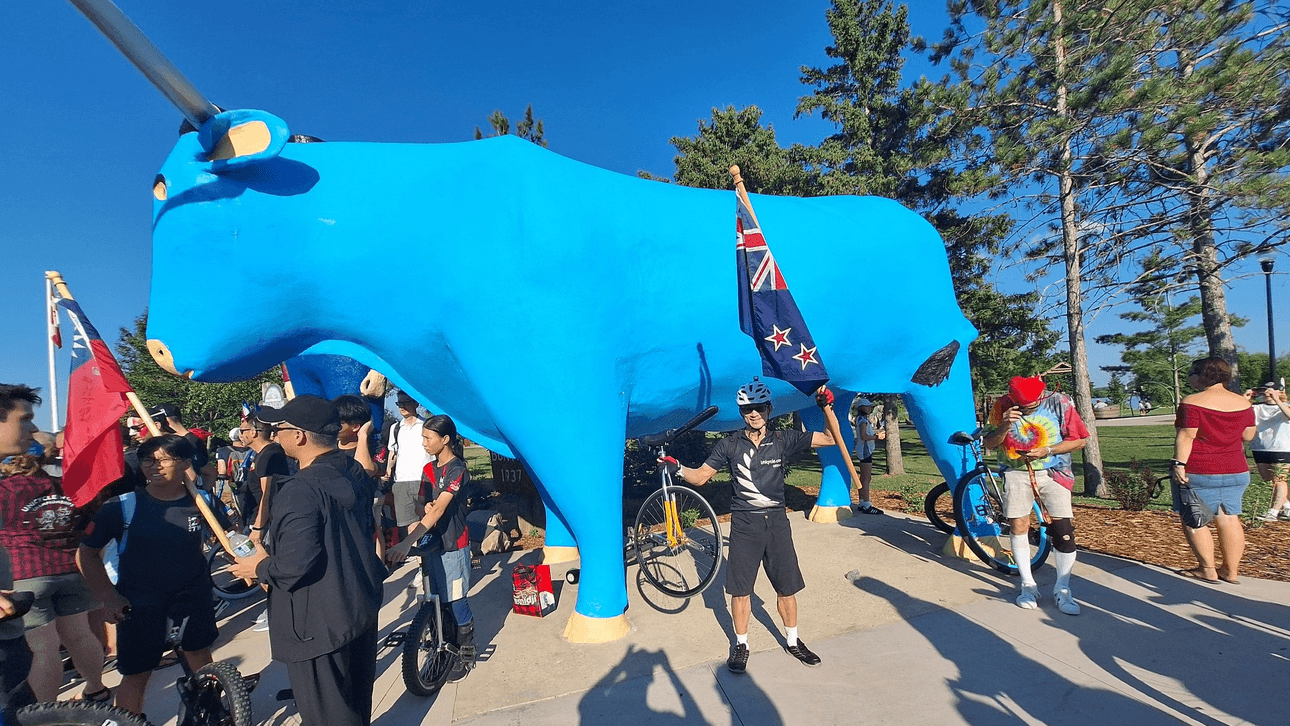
[474,104,548,147]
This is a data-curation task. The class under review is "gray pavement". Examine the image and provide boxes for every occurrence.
[73,508,1289,725]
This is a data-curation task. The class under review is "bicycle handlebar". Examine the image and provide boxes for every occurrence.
[638,406,720,448]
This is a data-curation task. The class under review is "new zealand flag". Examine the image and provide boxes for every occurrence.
[736,193,829,396]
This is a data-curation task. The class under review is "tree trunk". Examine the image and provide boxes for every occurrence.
[881,394,904,475]
[1053,0,1106,497]
[1175,51,1239,389]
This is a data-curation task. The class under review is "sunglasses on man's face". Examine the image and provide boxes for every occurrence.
[739,404,771,416]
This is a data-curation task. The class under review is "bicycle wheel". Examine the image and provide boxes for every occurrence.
[952,467,1051,576]
[402,603,454,697]
[633,485,723,598]
[207,546,258,601]
[923,482,955,534]
[180,660,253,726]
[14,702,152,726]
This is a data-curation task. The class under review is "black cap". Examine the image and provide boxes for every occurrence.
[257,395,341,435]
[1261,381,1284,391]
[395,390,418,408]
[146,403,181,420]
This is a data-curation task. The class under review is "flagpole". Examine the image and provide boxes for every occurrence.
[728,167,865,504]
[44,271,239,559]
[45,273,60,433]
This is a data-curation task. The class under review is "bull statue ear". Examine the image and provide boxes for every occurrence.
[198,109,290,171]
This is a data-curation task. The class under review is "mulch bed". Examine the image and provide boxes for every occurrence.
[868,486,1290,583]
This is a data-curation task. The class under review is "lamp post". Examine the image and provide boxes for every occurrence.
[1260,256,1276,385]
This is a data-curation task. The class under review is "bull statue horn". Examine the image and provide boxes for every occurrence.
[67,0,219,128]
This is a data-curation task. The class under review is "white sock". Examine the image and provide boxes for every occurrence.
[1010,535,1035,586]
[1281,503,1290,511]
[859,500,871,508]
[1054,550,1076,592]
[785,626,798,646]
[736,632,748,646]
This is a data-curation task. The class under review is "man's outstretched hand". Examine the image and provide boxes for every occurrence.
[657,456,682,480]
[815,387,834,409]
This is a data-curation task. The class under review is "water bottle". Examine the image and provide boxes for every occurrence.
[227,531,256,558]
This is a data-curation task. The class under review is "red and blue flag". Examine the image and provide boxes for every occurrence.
[58,299,132,506]
[736,193,829,396]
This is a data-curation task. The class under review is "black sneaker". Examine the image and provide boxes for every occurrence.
[727,643,749,674]
[855,504,885,516]
[786,639,821,667]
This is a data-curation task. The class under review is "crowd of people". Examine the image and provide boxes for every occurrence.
[0,354,1286,719]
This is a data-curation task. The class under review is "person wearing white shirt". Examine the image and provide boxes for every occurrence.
[388,392,432,535]
[1249,383,1290,522]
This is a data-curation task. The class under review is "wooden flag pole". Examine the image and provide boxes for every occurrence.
[727,167,864,514]
[45,271,238,558]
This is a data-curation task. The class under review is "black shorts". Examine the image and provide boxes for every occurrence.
[116,591,219,676]
[858,454,874,464]
[725,508,805,598]
[1253,450,1290,464]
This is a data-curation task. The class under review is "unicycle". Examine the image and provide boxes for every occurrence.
[163,609,255,726]
[13,702,151,726]
[949,429,1051,576]
[381,561,472,697]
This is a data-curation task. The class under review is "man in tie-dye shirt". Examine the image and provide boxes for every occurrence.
[984,376,1090,616]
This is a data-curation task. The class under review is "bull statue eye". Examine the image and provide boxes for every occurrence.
[153,174,167,201]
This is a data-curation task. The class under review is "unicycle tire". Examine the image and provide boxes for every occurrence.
[923,482,955,534]
[14,702,152,726]
[184,660,253,726]
[952,467,1051,576]
[207,546,258,601]
[633,485,723,598]
[402,604,454,697]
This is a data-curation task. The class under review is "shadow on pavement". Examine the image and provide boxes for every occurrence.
[1069,558,1290,726]
[576,644,781,726]
[854,575,1173,725]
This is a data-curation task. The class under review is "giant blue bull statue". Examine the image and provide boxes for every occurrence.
[144,109,979,642]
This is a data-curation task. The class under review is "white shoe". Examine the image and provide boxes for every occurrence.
[252,610,270,632]
[1053,587,1081,615]
[1258,509,1280,522]
[1016,584,1040,610]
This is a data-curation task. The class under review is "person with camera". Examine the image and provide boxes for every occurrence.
[1248,382,1290,522]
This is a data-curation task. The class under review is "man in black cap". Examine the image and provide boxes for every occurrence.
[230,396,385,726]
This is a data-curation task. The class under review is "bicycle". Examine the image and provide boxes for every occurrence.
[382,567,472,697]
[161,606,255,726]
[567,407,724,598]
[943,429,1052,575]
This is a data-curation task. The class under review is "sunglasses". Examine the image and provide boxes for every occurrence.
[739,404,771,416]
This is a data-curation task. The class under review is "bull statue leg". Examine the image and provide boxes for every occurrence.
[901,342,977,490]
[521,463,578,563]
[798,399,859,523]
[505,403,630,643]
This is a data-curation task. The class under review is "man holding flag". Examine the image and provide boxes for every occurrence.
[656,168,850,673]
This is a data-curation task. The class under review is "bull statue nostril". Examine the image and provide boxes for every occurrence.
[147,339,181,376]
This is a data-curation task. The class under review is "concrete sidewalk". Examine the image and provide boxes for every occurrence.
[92,508,1287,725]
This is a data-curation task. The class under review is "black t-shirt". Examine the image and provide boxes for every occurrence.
[82,488,231,608]
[418,458,470,552]
[703,429,814,511]
[244,443,293,521]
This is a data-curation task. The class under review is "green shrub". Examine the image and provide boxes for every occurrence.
[1105,460,1158,511]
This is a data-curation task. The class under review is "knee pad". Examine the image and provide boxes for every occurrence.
[1048,518,1076,553]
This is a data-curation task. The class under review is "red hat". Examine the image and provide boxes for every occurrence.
[1008,376,1047,406]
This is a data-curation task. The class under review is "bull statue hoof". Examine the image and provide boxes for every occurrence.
[542,545,579,565]
[808,505,854,524]
[564,612,629,644]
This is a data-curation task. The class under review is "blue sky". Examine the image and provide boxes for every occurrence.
[2,0,1285,429]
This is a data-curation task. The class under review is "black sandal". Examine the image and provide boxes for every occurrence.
[82,686,112,703]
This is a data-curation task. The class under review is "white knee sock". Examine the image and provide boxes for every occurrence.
[785,626,798,646]
[1054,550,1076,591]
[1011,534,1035,586]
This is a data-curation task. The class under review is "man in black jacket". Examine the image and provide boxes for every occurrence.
[231,396,385,726]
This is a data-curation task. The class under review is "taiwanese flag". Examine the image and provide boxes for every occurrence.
[58,299,132,506]
[736,192,829,395]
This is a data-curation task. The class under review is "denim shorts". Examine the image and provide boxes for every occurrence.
[421,547,471,602]
[1171,471,1250,516]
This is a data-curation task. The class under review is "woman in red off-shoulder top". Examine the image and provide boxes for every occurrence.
[1172,357,1256,585]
